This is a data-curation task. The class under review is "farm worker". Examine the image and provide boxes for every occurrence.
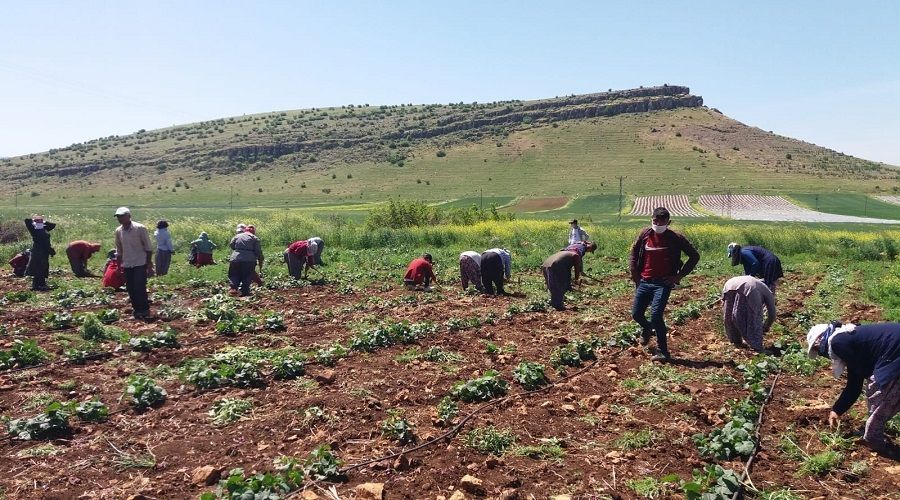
[101,250,126,289]
[459,251,483,292]
[190,232,217,267]
[235,223,247,234]
[284,240,317,279]
[807,322,900,459]
[245,225,256,235]
[308,236,325,265]
[404,254,437,291]
[228,227,264,296]
[564,241,598,258]
[24,215,57,291]
[9,249,30,277]
[481,248,512,295]
[114,207,154,319]
[629,207,700,361]
[722,276,776,353]
[242,226,263,285]
[65,240,102,277]
[541,243,595,310]
[154,220,175,276]
[727,243,784,292]
[568,219,589,245]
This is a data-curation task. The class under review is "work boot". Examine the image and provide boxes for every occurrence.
[651,349,672,362]
[640,329,653,346]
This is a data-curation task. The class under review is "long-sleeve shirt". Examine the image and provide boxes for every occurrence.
[740,246,784,287]
[722,276,776,330]
[25,219,56,258]
[629,227,700,283]
[484,248,512,278]
[831,323,900,415]
[229,233,262,263]
[66,241,101,261]
[190,236,217,254]
[568,226,589,245]
[287,240,315,265]
[404,258,436,284]
[115,222,152,269]
[155,228,175,252]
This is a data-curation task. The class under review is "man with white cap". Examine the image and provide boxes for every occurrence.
[114,207,154,319]
[807,321,900,458]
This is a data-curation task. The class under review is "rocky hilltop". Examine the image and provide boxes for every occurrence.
[0,85,703,180]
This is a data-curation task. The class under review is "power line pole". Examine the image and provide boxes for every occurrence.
[480,188,483,210]
[617,176,623,222]
[230,187,233,210]
[815,194,819,211]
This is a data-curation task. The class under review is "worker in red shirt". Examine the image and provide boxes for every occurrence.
[404,253,437,291]
[66,240,102,277]
[9,250,30,277]
[284,239,317,279]
[628,207,700,361]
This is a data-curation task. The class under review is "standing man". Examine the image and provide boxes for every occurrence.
[65,240,102,277]
[629,207,700,361]
[568,219,589,245]
[229,227,263,296]
[114,207,154,319]
[25,215,56,291]
[722,275,776,353]
[481,247,512,296]
[154,220,175,276]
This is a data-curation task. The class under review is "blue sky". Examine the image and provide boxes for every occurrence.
[2,1,899,164]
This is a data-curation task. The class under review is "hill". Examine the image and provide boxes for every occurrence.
[1,85,898,209]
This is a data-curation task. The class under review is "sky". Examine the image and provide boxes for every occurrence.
[2,1,899,165]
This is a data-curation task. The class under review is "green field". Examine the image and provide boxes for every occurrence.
[435,196,515,209]
[789,193,900,220]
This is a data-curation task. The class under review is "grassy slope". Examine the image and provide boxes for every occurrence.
[2,107,898,210]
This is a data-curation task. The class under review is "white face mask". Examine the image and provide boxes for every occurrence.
[33,223,45,230]
[651,224,667,234]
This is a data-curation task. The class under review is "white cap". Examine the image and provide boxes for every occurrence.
[806,324,828,359]
[114,207,130,216]
[307,241,318,256]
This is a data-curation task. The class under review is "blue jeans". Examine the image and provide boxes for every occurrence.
[631,279,673,354]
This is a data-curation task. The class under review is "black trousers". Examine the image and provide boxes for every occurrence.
[229,261,256,296]
[124,265,150,315]
[480,252,505,295]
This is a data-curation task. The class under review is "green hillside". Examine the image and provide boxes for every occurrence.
[1,86,897,210]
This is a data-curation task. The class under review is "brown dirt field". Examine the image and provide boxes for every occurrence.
[507,197,570,212]
[0,268,898,499]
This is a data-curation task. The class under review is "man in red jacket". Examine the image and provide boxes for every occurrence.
[404,253,437,291]
[628,207,700,361]
[66,240,102,277]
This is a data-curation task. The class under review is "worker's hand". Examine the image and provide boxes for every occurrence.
[663,276,679,288]
[828,410,840,427]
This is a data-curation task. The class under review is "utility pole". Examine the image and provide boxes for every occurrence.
[815,194,819,211]
[617,176,624,222]
[726,189,732,219]
[480,188,483,210]
[230,187,233,211]
[14,191,18,209]
[864,195,868,217]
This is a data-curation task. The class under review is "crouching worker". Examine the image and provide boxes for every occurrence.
[807,322,900,459]
[404,254,437,291]
[190,232,217,267]
[541,250,582,311]
[459,251,482,292]
[101,250,126,289]
[66,240,102,277]
[727,243,784,293]
[481,248,512,295]
[9,250,30,277]
[722,275,776,353]
[284,239,317,279]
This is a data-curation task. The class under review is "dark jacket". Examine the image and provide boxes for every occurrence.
[831,323,900,415]
[740,246,784,287]
[24,219,56,279]
[628,228,700,283]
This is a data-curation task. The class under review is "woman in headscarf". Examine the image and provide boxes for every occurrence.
[458,251,483,292]
[154,220,175,276]
[807,322,900,458]
[190,232,217,267]
[727,243,784,292]
[721,275,776,353]
[24,215,56,291]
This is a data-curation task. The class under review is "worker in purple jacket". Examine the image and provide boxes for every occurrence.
[807,322,900,459]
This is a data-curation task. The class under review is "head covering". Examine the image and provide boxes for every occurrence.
[157,220,168,229]
[236,224,247,234]
[307,241,318,256]
[727,243,742,266]
[569,219,578,225]
[423,253,433,263]
[199,232,208,239]
[107,249,117,260]
[115,207,130,216]
[246,225,256,235]
[807,322,856,378]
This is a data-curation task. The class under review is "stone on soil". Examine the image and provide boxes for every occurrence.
[355,482,385,499]
[191,465,220,486]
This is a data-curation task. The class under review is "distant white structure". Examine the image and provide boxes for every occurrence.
[630,195,702,217]
[699,195,899,224]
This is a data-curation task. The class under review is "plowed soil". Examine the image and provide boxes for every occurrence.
[0,268,898,499]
